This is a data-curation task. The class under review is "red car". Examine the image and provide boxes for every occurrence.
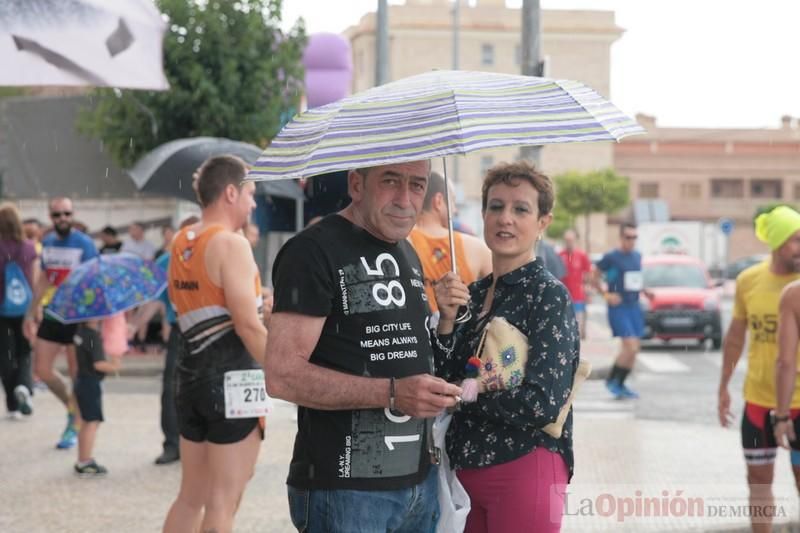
[641,255,723,349]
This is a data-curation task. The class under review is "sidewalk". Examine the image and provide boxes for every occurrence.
[28,317,799,531]
[5,388,800,532]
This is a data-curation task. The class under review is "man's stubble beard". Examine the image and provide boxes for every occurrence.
[54,223,71,237]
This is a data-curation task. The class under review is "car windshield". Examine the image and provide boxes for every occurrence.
[644,264,708,289]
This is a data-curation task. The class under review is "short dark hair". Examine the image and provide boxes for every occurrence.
[130,221,145,230]
[194,155,249,207]
[100,225,117,237]
[422,171,446,211]
[620,222,637,235]
[481,161,554,217]
[22,218,42,227]
[179,215,199,229]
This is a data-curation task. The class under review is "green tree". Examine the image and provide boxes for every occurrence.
[78,0,306,168]
[546,206,573,240]
[552,168,630,253]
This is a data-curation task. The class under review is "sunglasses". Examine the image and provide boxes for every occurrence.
[50,211,73,219]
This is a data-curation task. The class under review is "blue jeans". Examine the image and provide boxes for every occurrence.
[288,466,439,533]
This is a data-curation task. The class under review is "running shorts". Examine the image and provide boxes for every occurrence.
[741,402,800,465]
[37,316,78,345]
[174,332,264,445]
[608,303,644,338]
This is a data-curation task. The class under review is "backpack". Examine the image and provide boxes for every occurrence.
[0,260,32,317]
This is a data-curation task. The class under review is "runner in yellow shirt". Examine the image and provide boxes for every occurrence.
[718,205,800,533]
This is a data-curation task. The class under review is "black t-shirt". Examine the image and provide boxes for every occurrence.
[272,214,434,491]
[74,326,107,380]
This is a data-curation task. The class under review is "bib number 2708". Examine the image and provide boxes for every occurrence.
[361,253,406,307]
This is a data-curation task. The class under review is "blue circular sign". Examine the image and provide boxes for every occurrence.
[719,218,734,235]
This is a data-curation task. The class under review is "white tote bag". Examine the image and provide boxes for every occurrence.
[434,412,471,533]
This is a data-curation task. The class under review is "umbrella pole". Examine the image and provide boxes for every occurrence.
[442,157,458,276]
[441,157,471,324]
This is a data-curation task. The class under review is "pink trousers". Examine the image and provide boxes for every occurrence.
[456,447,568,533]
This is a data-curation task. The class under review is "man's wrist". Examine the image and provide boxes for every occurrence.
[388,377,396,411]
[772,412,791,424]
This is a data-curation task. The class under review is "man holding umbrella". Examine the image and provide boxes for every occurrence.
[265,161,462,532]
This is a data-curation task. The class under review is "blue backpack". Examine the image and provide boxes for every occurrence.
[0,261,32,317]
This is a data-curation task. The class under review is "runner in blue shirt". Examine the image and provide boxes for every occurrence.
[594,222,652,399]
[24,198,98,448]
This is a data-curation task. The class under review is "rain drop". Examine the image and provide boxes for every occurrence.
[105,168,109,178]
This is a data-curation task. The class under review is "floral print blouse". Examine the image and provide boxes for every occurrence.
[432,258,580,479]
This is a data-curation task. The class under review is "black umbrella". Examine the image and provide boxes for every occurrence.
[128,137,305,203]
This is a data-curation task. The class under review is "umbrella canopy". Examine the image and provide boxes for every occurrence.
[0,0,168,90]
[47,253,167,324]
[128,137,305,203]
[247,70,644,181]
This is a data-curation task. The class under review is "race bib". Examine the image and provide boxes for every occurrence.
[224,369,272,419]
[623,271,644,292]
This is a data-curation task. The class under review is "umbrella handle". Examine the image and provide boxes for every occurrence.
[442,157,471,324]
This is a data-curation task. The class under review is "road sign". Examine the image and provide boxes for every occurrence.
[718,218,734,236]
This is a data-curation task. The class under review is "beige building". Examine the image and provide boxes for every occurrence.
[344,0,625,249]
[615,114,800,260]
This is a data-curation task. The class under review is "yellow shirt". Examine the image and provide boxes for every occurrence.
[734,260,800,407]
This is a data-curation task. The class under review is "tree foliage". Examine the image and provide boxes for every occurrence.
[546,206,573,239]
[78,0,306,168]
[549,168,630,249]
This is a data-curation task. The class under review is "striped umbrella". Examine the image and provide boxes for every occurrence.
[247,70,643,322]
[247,70,644,181]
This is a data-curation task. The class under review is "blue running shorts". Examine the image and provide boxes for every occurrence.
[608,303,644,338]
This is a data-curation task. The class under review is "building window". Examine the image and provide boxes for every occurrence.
[638,182,659,199]
[680,183,702,199]
[750,178,783,199]
[794,183,800,200]
[711,178,744,198]
[480,155,494,176]
[481,43,494,66]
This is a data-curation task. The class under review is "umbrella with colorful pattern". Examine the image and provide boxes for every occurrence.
[47,252,167,324]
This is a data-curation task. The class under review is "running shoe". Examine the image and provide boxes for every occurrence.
[605,380,626,399]
[6,410,22,420]
[74,460,108,477]
[13,385,33,416]
[56,416,78,449]
[619,384,640,399]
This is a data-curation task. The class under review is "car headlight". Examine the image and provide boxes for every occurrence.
[704,297,719,311]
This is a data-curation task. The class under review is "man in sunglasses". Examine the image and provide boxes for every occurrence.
[24,197,98,449]
[593,222,650,399]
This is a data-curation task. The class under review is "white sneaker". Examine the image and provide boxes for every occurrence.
[7,411,22,420]
[13,385,32,416]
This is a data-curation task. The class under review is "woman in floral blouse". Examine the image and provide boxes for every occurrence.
[434,161,580,533]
